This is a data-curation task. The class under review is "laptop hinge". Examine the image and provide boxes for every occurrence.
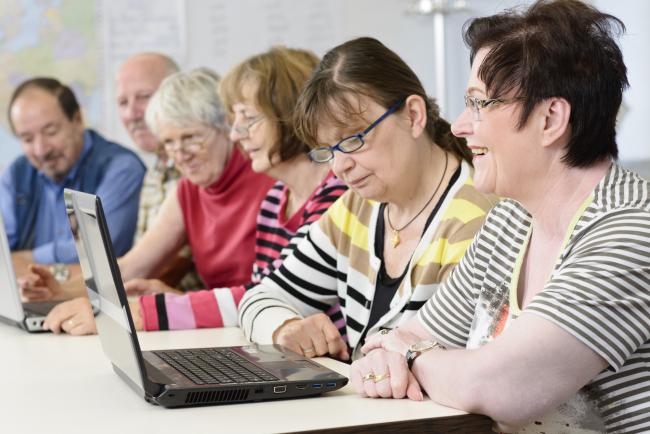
[112,364,163,398]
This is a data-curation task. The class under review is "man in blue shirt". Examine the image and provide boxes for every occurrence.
[0,77,145,276]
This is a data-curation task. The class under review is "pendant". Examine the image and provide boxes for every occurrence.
[391,230,400,248]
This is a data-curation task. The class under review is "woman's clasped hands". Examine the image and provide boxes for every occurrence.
[350,328,424,401]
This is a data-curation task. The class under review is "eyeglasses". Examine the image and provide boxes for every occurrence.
[463,94,521,121]
[162,129,215,155]
[229,115,264,138]
[308,98,405,163]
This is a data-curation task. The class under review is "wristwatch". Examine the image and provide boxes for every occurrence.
[49,263,70,282]
[405,340,445,370]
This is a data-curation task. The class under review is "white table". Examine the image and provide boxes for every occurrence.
[2,325,492,433]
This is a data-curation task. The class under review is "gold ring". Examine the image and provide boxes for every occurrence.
[362,373,375,381]
[373,373,390,383]
[303,347,315,354]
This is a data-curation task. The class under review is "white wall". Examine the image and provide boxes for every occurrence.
[595,0,650,162]
[345,0,650,163]
[1,0,648,171]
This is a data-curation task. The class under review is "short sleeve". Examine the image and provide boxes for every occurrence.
[525,209,650,370]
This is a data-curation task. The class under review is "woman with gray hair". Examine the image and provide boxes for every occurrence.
[34,67,274,334]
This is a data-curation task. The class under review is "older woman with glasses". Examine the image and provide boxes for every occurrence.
[350,1,650,433]
[33,48,350,335]
[127,46,348,333]
[238,37,496,361]
[30,68,275,334]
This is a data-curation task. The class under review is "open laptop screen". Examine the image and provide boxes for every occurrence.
[0,212,23,323]
[65,189,146,395]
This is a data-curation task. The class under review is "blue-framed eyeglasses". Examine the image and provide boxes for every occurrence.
[308,98,406,163]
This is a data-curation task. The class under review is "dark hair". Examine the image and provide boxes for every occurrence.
[463,0,628,167]
[219,46,319,162]
[8,77,80,132]
[294,37,471,163]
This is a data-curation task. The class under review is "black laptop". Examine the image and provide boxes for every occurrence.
[0,211,63,332]
[64,188,348,407]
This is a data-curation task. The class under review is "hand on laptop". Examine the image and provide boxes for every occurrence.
[124,278,182,296]
[42,297,97,335]
[272,313,350,361]
[18,264,63,301]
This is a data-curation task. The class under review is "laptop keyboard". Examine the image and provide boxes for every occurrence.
[154,348,279,385]
[23,301,60,317]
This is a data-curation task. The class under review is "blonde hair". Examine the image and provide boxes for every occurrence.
[219,46,319,162]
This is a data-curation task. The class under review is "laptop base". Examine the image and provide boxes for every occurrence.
[139,345,346,408]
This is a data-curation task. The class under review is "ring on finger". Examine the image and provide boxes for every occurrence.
[303,347,315,355]
[362,373,375,382]
[373,373,390,383]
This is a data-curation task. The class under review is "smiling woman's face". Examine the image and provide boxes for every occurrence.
[451,48,542,199]
[159,122,232,188]
[228,81,279,175]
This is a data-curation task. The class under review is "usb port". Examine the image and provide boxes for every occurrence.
[295,384,307,390]
[273,385,287,394]
[325,382,336,388]
[312,383,322,389]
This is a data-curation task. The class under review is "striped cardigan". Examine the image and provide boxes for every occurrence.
[139,172,347,330]
[239,161,496,358]
[419,163,650,433]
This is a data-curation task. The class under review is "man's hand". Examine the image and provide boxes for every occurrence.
[11,250,33,278]
[273,313,349,361]
[18,264,63,301]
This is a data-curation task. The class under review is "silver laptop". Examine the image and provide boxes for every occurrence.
[64,188,348,408]
[0,212,63,332]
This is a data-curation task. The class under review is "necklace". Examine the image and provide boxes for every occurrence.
[386,152,448,248]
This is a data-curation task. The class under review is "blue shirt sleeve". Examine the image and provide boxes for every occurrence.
[96,153,145,257]
[0,167,18,249]
[31,153,145,264]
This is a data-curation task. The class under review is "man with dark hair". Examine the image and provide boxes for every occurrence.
[0,77,145,277]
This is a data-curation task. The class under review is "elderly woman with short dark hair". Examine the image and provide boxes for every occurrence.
[352,1,650,433]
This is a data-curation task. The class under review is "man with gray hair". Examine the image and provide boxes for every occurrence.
[115,53,203,290]
[116,52,180,239]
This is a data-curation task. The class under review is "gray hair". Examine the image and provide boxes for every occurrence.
[145,67,226,135]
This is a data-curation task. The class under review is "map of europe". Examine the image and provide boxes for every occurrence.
[0,0,100,169]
